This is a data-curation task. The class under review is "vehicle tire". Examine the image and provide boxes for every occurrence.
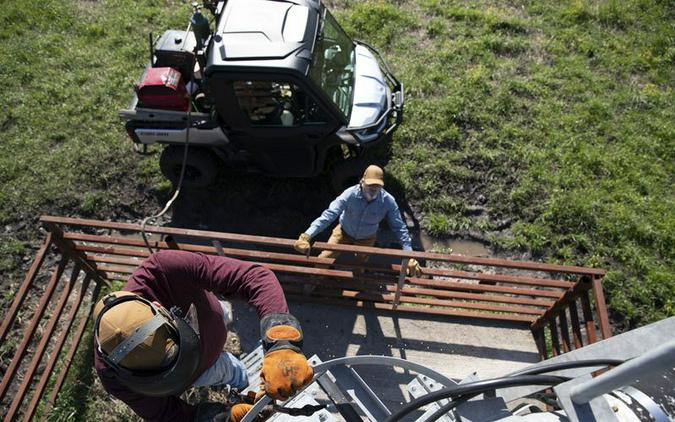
[159,145,219,188]
[330,157,367,193]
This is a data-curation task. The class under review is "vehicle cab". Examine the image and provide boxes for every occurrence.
[205,0,403,177]
[121,0,403,184]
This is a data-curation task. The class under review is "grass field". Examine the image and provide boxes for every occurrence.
[335,0,675,327]
[2,0,673,327]
[0,0,673,417]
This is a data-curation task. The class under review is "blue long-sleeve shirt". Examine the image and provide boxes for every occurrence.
[305,184,412,250]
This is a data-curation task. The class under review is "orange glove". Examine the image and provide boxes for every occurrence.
[261,349,313,400]
[260,313,314,401]
[230,404,253,422]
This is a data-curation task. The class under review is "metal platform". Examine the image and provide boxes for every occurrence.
[238,318,675,422]
[0,216,613,420]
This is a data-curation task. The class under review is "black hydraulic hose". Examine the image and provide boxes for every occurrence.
[385,375,569,422]
[422,396,472,422]
[420,360,626,422]
[506,358,625,377]
[422,359,625,422]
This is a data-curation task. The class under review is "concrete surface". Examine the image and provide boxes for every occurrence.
[229,299,539,408]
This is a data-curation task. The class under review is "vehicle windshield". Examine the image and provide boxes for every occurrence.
[309,10,355,119]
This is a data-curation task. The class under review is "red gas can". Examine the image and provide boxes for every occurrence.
[135,67,189,111]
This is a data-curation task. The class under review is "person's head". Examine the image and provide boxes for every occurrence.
[93,291,201,396]
[360,165,384,201]
[93,291,177,370]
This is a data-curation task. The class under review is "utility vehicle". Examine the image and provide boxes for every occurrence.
[120,0,404,188]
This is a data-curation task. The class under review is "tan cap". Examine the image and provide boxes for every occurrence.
[94,291,176,370]
[362,165,384,186]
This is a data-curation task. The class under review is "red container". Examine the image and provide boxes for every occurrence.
[136,67,189,111]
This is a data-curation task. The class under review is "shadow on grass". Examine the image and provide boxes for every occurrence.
[166,142,406,246]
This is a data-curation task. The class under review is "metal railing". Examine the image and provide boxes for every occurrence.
[0,215,612,419]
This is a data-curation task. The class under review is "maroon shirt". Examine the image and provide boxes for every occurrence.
[94,250,288,421]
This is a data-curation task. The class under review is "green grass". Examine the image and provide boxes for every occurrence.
[0,1,673,413]
[0,1,181,222]
[0,0,672,324]
[337,0,674,328]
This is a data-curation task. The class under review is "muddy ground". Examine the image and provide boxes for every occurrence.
[1,147,516,301]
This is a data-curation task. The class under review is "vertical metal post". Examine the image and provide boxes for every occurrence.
[5,265,81,421]
[549,319,561,357]
[568,301,584,349]
[41,281,102,419]
[0,255,68,403]
[558,310,572,353]
[392,258,409,310]
[580,291,597,344]
[24,275,92,422]
[0,233,52,346]
[591,275,612,339]
[531,327,548,360]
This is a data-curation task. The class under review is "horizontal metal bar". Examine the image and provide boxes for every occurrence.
[65,232,335,266]
[408,266,574,288]
[97,267,553,313]
[75,243,149,258]
[41,216,606,275]
[403,277,563,298]
[67,231,574,293]
[284,294,536,323]
[399,286,552,307]
[91,258,358,280]
[91,263,137,275]
[84,251,558,306]
[84,254,146,266]
[280,275,552,308]
[92,257,563,302]
[283,284,543,315]
[284,288,535,322]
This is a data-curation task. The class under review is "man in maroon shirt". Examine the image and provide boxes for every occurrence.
[93,250,313,421]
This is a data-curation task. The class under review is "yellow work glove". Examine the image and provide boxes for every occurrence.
[230,404,253,422]
[406,258,422,277]
[260,314,314,401]
[293,233,311,255]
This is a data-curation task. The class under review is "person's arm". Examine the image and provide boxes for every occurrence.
[142,250,289,318]
[304,186,353,238]
[384,196,413,251]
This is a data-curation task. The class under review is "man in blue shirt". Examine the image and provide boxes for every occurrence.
[294,165,420,274]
